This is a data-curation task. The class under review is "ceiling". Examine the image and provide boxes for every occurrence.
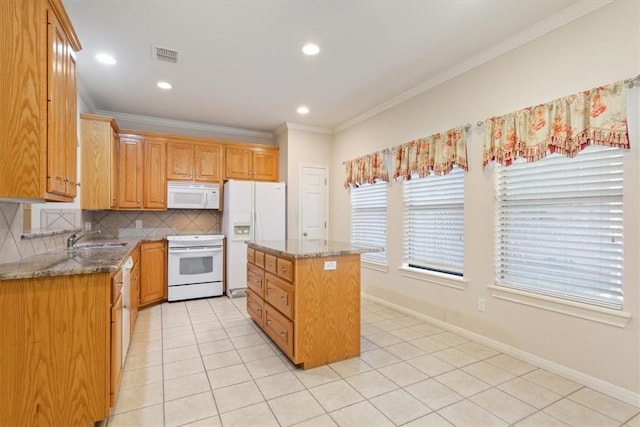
[64,0,593,135]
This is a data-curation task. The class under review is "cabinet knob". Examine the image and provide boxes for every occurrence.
[76,182,81,187]
[279,331,286,338]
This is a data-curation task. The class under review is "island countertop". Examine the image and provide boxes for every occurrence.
[247,239,382,259]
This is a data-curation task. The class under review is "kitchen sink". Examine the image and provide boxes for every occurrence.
[74,242,128,249]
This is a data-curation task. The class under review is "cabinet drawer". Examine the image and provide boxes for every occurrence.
[112,268,124,302]
[247,263,264,297]
[264,254,277,275]
[277,258,294,282]
[265,304,294,358]
[247,247,255,264]
[255,250,265,268]
[246,289,264,327]
[265,273,294,319]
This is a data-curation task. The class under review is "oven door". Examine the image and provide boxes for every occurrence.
[168,246,223,286]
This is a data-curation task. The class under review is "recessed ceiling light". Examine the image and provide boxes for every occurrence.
[297,106,310,115]
[156,81,172,90]
[302,43,320,56]
[95,53,116,65]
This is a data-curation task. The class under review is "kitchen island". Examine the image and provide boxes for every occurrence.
[246,240,380,369]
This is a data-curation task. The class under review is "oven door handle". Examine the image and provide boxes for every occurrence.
[169,247,222,254]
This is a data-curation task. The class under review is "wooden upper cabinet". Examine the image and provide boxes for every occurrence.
[166,142,194,180]
[166,140,221,183]
[0,0,81,201]
[118,135,144,209]
[224,146,278,181]
[143,138,167,210]
[195,144,222,182]
[80,114,118,210]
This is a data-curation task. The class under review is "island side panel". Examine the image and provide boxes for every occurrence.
[295,254,361,369]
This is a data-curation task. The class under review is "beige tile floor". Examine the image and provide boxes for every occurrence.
[107,297,640,427]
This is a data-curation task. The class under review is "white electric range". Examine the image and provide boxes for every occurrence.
[167,235,224,301]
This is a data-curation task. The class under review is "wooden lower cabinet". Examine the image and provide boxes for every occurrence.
[130,245,141,335]
[246,246,361,369]
[0,273,113,425]
[140,241,167,306]
[110,268,124,407]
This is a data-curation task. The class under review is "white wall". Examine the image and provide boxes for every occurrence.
[284,128,332,239]
[330,0,640,399]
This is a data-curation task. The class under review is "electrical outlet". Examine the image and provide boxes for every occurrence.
[478,298,486,312]
[84,221,92,231]
[135,219,143,229]
[324,260,337,270]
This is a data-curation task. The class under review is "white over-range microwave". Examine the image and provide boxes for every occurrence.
[167,182,220,209]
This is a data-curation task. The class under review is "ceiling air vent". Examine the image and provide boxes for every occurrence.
[153,45,179,64]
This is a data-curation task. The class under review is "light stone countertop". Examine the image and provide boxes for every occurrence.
[0,236,165,280]
[247,239,383,259]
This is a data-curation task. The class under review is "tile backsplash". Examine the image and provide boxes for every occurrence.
[85,209,221,238]
[0,203,221,265]
[0,202,73,264]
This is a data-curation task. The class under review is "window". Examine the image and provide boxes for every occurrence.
[403,167,464,275]
[495,145,624,310]
[350,181,387,263]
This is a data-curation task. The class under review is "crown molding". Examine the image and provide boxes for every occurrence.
[95,110,273,140]
[334,0,613,133]
[275,121,333,135]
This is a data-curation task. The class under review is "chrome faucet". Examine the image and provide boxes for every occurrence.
[66,230,101,248]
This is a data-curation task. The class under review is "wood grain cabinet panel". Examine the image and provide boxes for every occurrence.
[0,0,81,201]
[118,135,144,209]
[140,241,167,306]
[195,144,222,182]
[224,146,278,181]
[110,269,124,407]
[143,138,167,209]
[247,248,361,369]
[167,140,221,183]
[264,273,294,319]
[0,273,112,425]
[247,289,264,326]
[166,142,194,180]
[80,114,119,209]
[247,263,264,297]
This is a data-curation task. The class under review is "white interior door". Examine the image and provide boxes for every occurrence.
[299,165,328,240]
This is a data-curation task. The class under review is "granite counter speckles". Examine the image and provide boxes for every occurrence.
[247,239,383,259]
[0,243,136,280]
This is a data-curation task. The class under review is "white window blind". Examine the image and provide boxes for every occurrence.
[495,145,624,310]
[350,182,387,263]
[403,167,464,275]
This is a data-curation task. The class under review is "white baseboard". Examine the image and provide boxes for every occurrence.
[362,292,640,407]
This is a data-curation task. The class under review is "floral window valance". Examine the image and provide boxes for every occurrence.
[344,150,389,188]
[482,81,630,167]
[393,126,468,180]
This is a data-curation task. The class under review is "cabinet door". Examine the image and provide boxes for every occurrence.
[46,12,69,196]
[118,136,144,209]
[110,292,123,407]
[195,144,221,182]
[110,129,119,208]
[252,149,278,181]
[140,241,167,306]
[130,247,141,335]
[65,51,78,197]
[143,138,167,209]
[81,116,114,209]
[166,142,194,180]
[224,147,252,180]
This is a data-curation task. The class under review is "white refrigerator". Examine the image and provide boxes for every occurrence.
[222,180,286,297]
